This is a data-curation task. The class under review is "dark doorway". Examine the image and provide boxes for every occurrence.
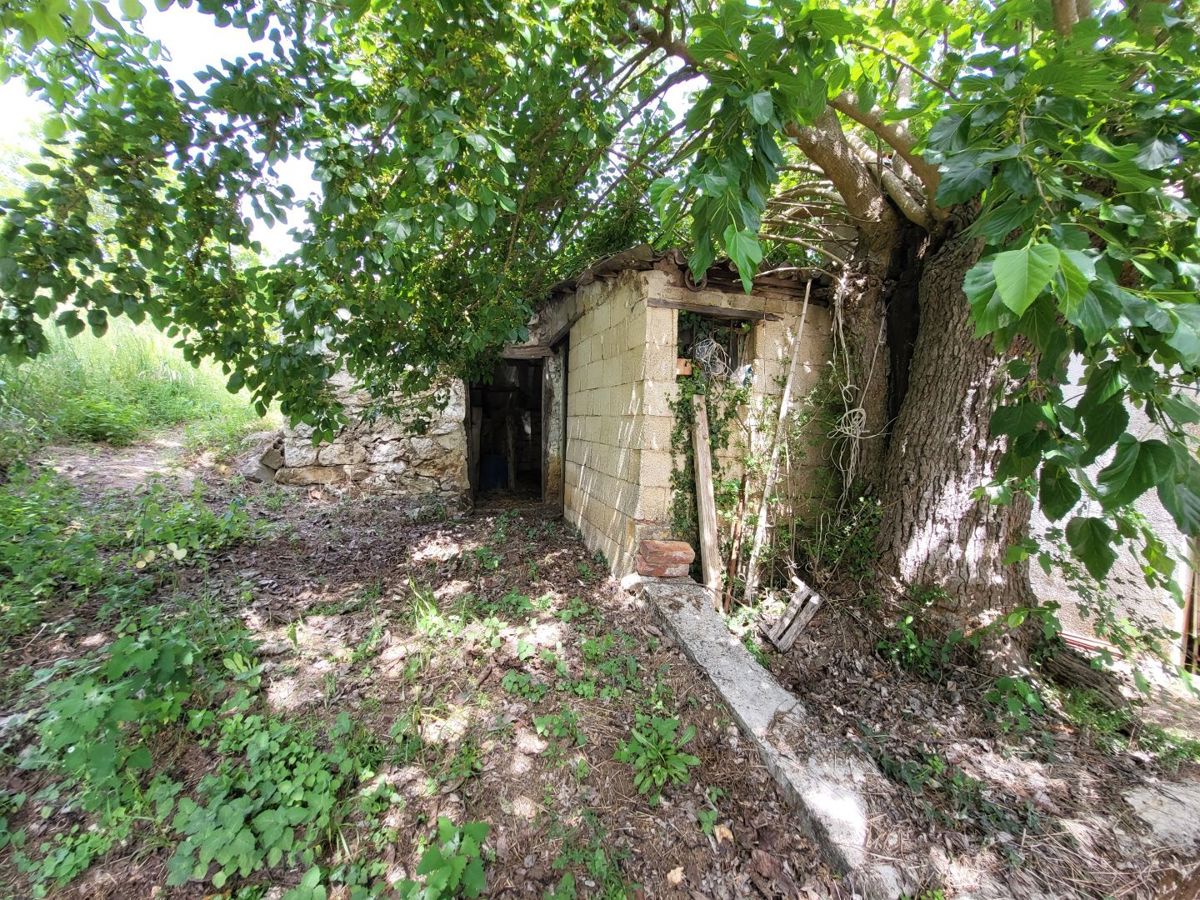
[468,360,543,500]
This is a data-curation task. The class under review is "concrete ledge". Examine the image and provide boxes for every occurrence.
[641,580,907,899]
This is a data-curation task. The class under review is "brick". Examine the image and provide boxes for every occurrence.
[635,540,695,577]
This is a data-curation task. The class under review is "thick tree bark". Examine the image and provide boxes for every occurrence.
[830,265,891,490]
[783,101,1036,645]
[875,228,1035,631]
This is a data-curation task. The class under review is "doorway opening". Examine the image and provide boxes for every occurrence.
[468,360,543,501]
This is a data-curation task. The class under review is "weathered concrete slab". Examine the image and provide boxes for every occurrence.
[1125,780,1200,849]
[642,579,907,899]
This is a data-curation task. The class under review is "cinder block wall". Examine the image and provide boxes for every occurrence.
[564,272,674,575]
[563,269,833,578]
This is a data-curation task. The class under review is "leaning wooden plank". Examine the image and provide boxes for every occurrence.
[764,584,811,646]
[691,393,723,601]
[763,577,824,652]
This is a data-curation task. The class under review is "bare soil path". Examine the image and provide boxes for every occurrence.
[42,428,194,496]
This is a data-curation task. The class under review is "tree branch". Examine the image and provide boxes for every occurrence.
[829,92,943,210]
[785,108,898,254]
[844,132,935,232]
[760,231,848,265]
[846,39,960,100]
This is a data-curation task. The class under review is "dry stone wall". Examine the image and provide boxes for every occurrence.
[274,372,470,509]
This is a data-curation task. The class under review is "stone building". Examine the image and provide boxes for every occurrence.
[272,245,832,575]
[274,370,471,511]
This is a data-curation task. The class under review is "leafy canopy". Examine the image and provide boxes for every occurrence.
[2,0,1199,590]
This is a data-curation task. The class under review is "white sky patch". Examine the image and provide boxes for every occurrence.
[0,3,314,261]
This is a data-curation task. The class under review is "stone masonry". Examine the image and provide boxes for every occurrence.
[274,372,470,507]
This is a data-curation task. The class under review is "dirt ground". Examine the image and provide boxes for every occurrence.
[2,440,839,899]
[4,435,1200,899]
[763,598,1200,898]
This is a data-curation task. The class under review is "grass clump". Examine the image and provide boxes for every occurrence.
[0,319,274,464]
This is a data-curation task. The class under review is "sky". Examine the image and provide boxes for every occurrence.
[0,3,314,260]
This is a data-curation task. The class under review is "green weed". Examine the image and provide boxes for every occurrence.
[615,714,700,800]
[167,712,379,889]
[399,818,489,899]
[986,676,1045,732]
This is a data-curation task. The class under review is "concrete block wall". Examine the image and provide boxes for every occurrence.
[641,271,833,528]
[563,272,675,576]
[562,269,834,578]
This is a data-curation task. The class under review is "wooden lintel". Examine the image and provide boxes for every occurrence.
[647,297,781,322]
[544,311,582,349]
[501,344,552,359]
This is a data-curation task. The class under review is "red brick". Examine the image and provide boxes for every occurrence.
[635,540,695,577]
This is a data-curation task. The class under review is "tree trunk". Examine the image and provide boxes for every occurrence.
[875,228,1034,632]
[830,266,891,490]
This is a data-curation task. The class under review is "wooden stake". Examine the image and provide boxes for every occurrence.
[723,472,748,611]
[691,393,722,602]
[742,282,811,606]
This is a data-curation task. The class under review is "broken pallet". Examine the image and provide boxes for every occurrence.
[761,578,824,652]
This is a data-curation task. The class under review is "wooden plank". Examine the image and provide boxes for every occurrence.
[742,281,811,606]
[765,587,810,645]
[647,297,781,322]
[691,394,723,601]
[776,594,822,651]
[501,344,552,359]
[762,578,824,652]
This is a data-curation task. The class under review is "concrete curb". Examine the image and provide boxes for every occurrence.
[641,579,907,899]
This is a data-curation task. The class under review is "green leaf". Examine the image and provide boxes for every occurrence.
[722,225,762,293]
[43,116,67,141]
[1096,435,1174,510]
[1161,393,1200,426]
[463,855,486,897]
[1039,464,1081,521]
[1158,470,1200,535]
[119,0,146,19]
[744,91,773,125]
[991,243,1060,316]
[1133,137,1178,170]
[1080,398,1128,464]
[126,745,153,770]
[990,401,1051,437]
[936,152,993,205]
[1065,516,1118,581]
[1166,305,1200,368]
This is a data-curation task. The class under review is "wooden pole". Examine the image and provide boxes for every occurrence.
[742,282,812,606]
[723,472,749,611]
[692,393,723,602]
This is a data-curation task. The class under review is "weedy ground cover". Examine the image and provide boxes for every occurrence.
[0,463,819,898]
